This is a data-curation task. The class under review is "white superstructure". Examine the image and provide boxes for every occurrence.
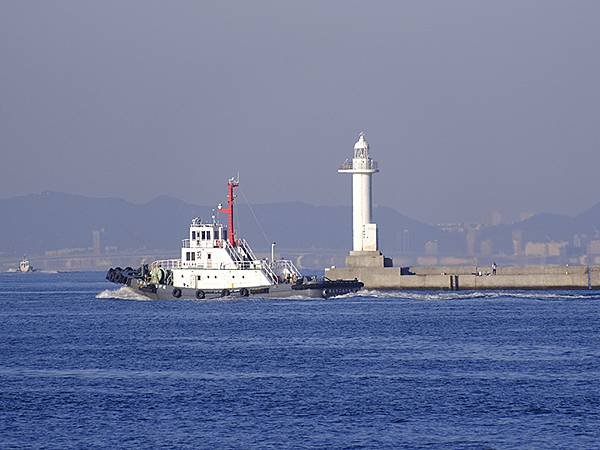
[148,178,300,293]
[18,258,32,272]
[338,132,379,252]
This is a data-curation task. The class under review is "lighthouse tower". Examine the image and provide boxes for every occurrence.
[338,133,390,268]
[339,132,379,251]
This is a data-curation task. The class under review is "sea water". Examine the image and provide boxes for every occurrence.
[1,272,599,449]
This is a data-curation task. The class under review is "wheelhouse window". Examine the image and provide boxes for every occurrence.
[191,231,196,240]
[201,231,206,239]
[206,230,211,240]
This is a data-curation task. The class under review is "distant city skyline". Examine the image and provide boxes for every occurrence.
[1,1,599,224]
[3,190,600,272]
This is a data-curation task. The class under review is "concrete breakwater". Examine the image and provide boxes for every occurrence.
[325,264,600,290]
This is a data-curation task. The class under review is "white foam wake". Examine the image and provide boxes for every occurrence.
[334,290,598,301]
[96,286,150,301]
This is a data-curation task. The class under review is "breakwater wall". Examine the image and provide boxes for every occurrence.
[325,265,600,290]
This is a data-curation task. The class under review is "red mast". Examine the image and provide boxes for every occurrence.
[218,177,239,246]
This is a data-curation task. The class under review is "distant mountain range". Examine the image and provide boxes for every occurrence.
[0,191,437,255]
[1,191,599,256]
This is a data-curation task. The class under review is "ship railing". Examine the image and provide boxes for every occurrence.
[238,238,258,261]
[227,238,278,284]
[230,260,269,271]
[150,259,182,270]
[271,259,302,278]
[223,240,242,263]
[151,258,277,272]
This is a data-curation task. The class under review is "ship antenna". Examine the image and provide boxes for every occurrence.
[239,187,271,248]
[218,176,240,246]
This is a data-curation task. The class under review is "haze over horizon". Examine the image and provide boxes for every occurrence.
[2,1,599,224]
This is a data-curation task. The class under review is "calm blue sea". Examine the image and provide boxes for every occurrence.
[0,272,599,449]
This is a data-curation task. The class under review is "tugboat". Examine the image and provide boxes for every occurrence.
[106,177,363,300]
[18,257,34,273]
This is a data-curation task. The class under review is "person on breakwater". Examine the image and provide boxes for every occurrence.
[492,262,497,275]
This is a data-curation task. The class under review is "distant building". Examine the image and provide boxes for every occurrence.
[525,242,546,257]
[437,223,466,233]
[44,248,88,257]
[519,211,534,221]
[587,240,600,255]
[547,242,567,257]
[466,228,478,256]
[524,241,567,257]
[480,239,493,256]
[417,256,438,266]
[92,230,102,255]
[398,229,410,253]
[512,230,523,256]
[489,210,503,226]
[424,240,438,256]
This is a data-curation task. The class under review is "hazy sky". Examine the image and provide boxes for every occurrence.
[1,1,599,224]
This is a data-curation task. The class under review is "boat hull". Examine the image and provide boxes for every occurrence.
[106,267,363,300]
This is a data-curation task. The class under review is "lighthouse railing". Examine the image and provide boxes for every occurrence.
[338,159,378,171]
[339,159,353,170]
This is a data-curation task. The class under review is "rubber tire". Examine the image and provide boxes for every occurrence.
[321,288,330,298]
[221,289,230,297]
[195,290,205,300]
[172,288,182,298]
[240,288,249,297]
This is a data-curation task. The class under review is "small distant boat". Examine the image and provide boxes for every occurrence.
[18,257,35,273]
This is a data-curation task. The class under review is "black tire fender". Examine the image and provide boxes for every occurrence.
[221,289,230,297]
[195,290,205,299]
[240,288,249,297]
[322,288,330,298]
[172,288,182,298]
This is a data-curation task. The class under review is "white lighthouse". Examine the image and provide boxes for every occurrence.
[338,132,391,268]
[338,132,379,252]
